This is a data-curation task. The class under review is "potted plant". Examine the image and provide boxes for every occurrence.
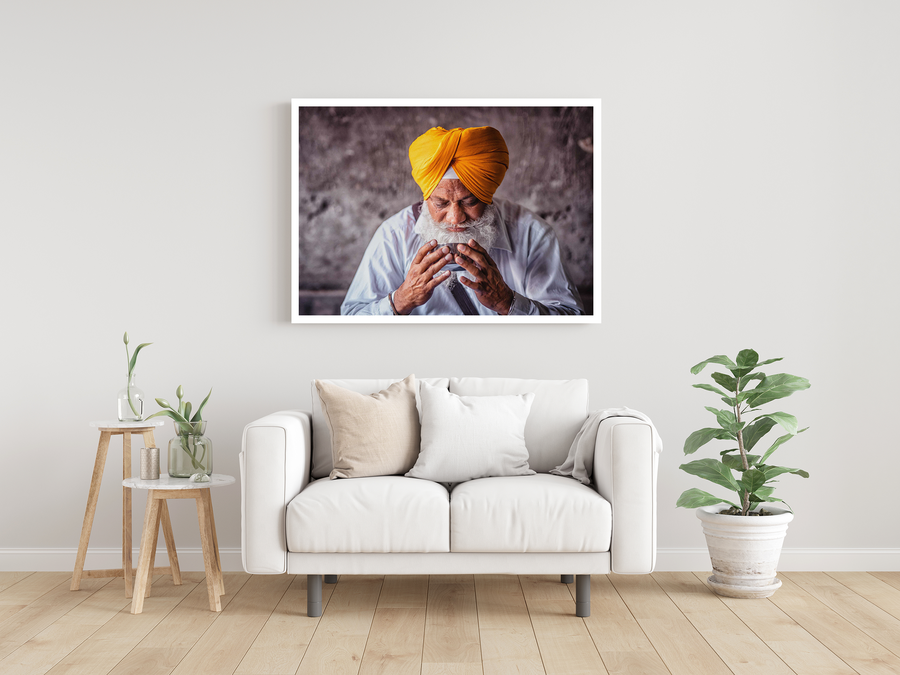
[117,332,151,422]
[677,349,810,598]
[147,385,213,478]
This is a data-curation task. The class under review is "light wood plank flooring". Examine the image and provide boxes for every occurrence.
[1,571,898,674]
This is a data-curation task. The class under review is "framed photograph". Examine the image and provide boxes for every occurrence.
[291,99,600,323]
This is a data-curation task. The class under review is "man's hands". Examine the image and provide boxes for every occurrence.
[392,240,453,314]
[455,240,515,315]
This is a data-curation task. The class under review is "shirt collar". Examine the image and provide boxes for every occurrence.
[490,199,513,252]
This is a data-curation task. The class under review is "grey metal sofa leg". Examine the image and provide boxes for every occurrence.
[307,574,322,617]
[560,574,574,584]
[325,575,338,584]
[575,574,591,617]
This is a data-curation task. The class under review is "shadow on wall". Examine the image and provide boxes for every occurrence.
[296,106,595,315]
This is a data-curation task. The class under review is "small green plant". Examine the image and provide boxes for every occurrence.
[123,332,151,417]
[677,349,810,516]
[147,384,212,434]
[147,385,213,473]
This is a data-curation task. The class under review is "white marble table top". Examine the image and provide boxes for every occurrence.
[91,420,165,429]
[123,474,235,490]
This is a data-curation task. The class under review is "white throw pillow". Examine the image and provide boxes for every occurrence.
[316,374,420,479]
[407,381,535,483]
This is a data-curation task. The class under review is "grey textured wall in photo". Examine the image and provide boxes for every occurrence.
[295,106,595,315]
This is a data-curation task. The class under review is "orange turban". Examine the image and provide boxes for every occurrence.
[409,126,509,204]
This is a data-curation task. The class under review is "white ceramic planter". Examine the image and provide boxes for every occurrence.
[697,504,793,599]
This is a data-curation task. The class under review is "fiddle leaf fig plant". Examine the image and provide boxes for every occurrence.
[677,349,810,516]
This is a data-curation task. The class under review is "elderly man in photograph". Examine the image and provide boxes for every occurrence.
[340,125,586,316]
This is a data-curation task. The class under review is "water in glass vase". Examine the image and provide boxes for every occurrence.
[117,373,144,422]
[168,421,213,477]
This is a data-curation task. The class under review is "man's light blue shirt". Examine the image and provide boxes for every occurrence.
[341,199,585,316]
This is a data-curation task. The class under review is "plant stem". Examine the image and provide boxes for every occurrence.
[734,376,750,515]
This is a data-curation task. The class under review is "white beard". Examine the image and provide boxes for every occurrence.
[414,202,500,251]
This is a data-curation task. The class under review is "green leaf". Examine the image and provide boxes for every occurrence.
[184,402,192,422]
[684,428,734,455]
[760,412,799,435]
[128,342,152,375]
[679,458,741,492]
[759,432,796,464]
[705,406,742,434]
[738,468,767,495]
[756,357,784,368]
[711,372,738,393]
[676,488,739,509]
[732,349,759,377]
[762,465,810,480]
[145,408,190,425]
[721,453,761,471]
[690,355,737,375]
[738,372,765,391]
[742,417,777,451]
[191,388,213,422]
[693,383,728,397]
[743,373,810,408]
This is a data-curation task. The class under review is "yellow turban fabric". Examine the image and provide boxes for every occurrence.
[409,126,509,204]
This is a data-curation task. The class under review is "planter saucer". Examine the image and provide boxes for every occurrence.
[707,575,782,599]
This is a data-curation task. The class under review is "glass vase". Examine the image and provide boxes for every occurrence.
[167,420,213,478]
[117,372,145,422]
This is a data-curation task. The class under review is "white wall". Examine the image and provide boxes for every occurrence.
[1,1,898,571]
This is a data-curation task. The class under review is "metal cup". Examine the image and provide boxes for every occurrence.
[140,446,160,480]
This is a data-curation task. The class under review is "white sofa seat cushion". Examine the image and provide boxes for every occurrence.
[450,474,612,553]
[286,476,450,553]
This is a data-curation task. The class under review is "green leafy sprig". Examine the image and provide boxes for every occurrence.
[146,384,212,435]
[677,349,810,516]
[123,332,151,417]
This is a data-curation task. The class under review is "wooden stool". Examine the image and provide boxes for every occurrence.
[125,474,235,614]
[71,421,179,597]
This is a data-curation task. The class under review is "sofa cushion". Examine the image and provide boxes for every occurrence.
[450,473,611,552]
[406,381,535,483]
[449,378,589,473]
[315,375,420,479]
[286,476,450,553]
[310,378,450,478]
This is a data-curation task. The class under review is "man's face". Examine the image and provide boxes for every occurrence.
[425,179,486,228]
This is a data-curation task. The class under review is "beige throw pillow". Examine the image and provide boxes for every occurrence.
[316,374,421,479]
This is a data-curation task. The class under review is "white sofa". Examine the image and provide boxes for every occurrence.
[240,377,659,617]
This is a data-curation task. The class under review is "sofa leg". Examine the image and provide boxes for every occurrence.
[325,575,338,584]
[307,574,322,617]
[575,574,590,617]
[560,574,574,584]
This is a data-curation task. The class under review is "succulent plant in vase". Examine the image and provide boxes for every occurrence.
[147,385,213,477]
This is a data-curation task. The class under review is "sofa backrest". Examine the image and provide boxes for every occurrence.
[309,377,588,478]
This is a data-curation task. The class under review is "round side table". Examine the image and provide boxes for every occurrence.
[124,473,235,614]
[72,420,166,597]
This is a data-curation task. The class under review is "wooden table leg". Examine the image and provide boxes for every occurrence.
[71,431,111,591]
[203,489,225,596]
[159,501,182,585]
[195,490,222,612]
[131,493,161,614]
[122,431,133,598]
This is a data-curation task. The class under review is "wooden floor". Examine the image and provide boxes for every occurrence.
[1,571,900,675]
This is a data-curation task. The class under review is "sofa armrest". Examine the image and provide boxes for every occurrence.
[592,417,659,574]
[240,410,312,574]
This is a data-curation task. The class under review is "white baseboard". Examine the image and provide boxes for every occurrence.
[2,548,899,573]
[0,548,245,573]
[657,548,900,572]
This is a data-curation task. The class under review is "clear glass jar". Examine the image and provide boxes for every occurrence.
[117,372,145,421]
[167,420,213,477]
